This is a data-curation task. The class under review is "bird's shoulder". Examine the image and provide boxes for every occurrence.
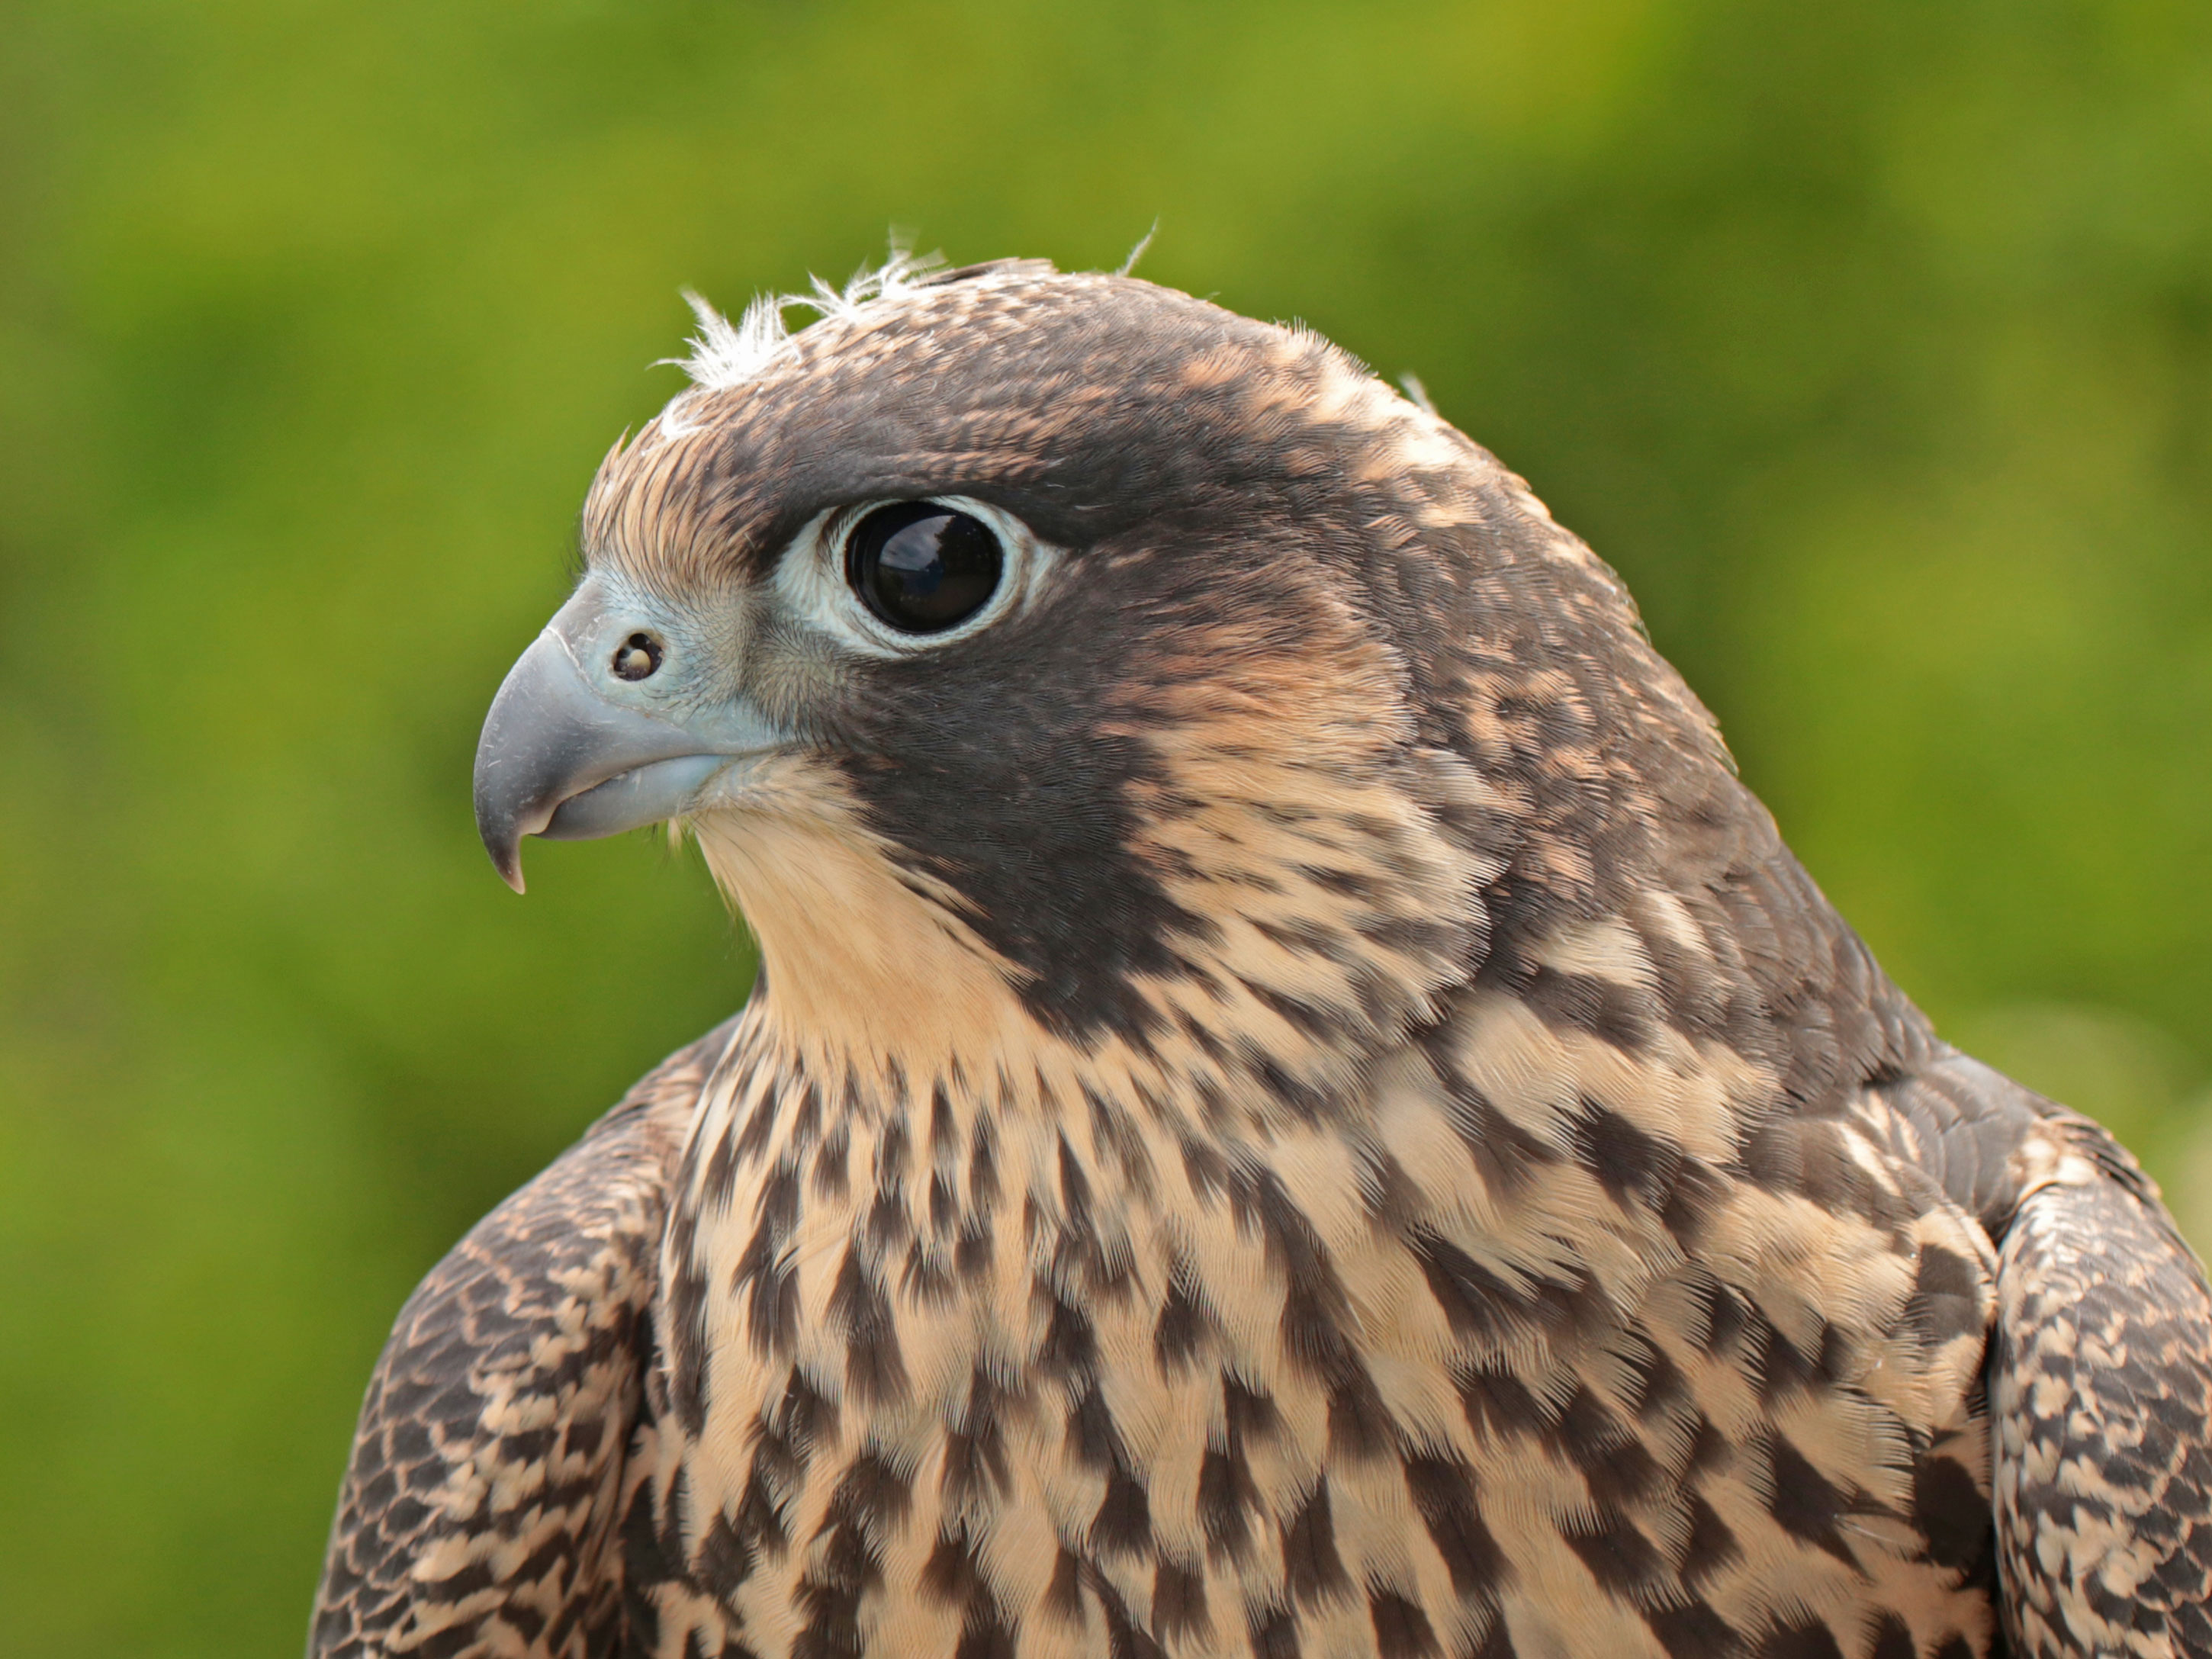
[306,1017,735,1659]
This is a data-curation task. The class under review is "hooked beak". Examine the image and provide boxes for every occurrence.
[471,590,782,892]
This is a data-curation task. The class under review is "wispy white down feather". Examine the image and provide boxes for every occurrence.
[1117,221,1158,277]
[669,246,947,394]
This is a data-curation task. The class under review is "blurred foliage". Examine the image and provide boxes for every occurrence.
[2,0,2210,1651]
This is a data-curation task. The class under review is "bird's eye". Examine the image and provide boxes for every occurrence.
[612,632,663,681]
[844,503,1003,634]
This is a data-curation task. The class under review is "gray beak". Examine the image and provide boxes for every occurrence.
[472,592,780,892]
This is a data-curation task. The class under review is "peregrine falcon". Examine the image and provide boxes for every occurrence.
[310,257,2212,1659]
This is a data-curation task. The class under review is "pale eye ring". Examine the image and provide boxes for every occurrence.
[776,495,1051,658]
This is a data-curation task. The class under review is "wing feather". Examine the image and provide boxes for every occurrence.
[1992,1115,2212,1659]
[307,1020,735,1659]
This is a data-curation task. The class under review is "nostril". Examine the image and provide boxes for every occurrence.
[612,632,664,682]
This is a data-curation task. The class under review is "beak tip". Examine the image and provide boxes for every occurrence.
[482,828,529,894]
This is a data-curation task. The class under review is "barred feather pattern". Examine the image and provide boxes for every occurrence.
[622,950,2010,1659]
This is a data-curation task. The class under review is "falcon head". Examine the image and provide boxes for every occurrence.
[474,257,1739,1117]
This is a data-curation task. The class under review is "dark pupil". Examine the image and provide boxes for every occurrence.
[847,503,1002,633]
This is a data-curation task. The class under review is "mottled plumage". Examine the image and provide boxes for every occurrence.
[312,259,2212,1659]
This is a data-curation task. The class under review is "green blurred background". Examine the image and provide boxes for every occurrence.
[4,0,2210,1651]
